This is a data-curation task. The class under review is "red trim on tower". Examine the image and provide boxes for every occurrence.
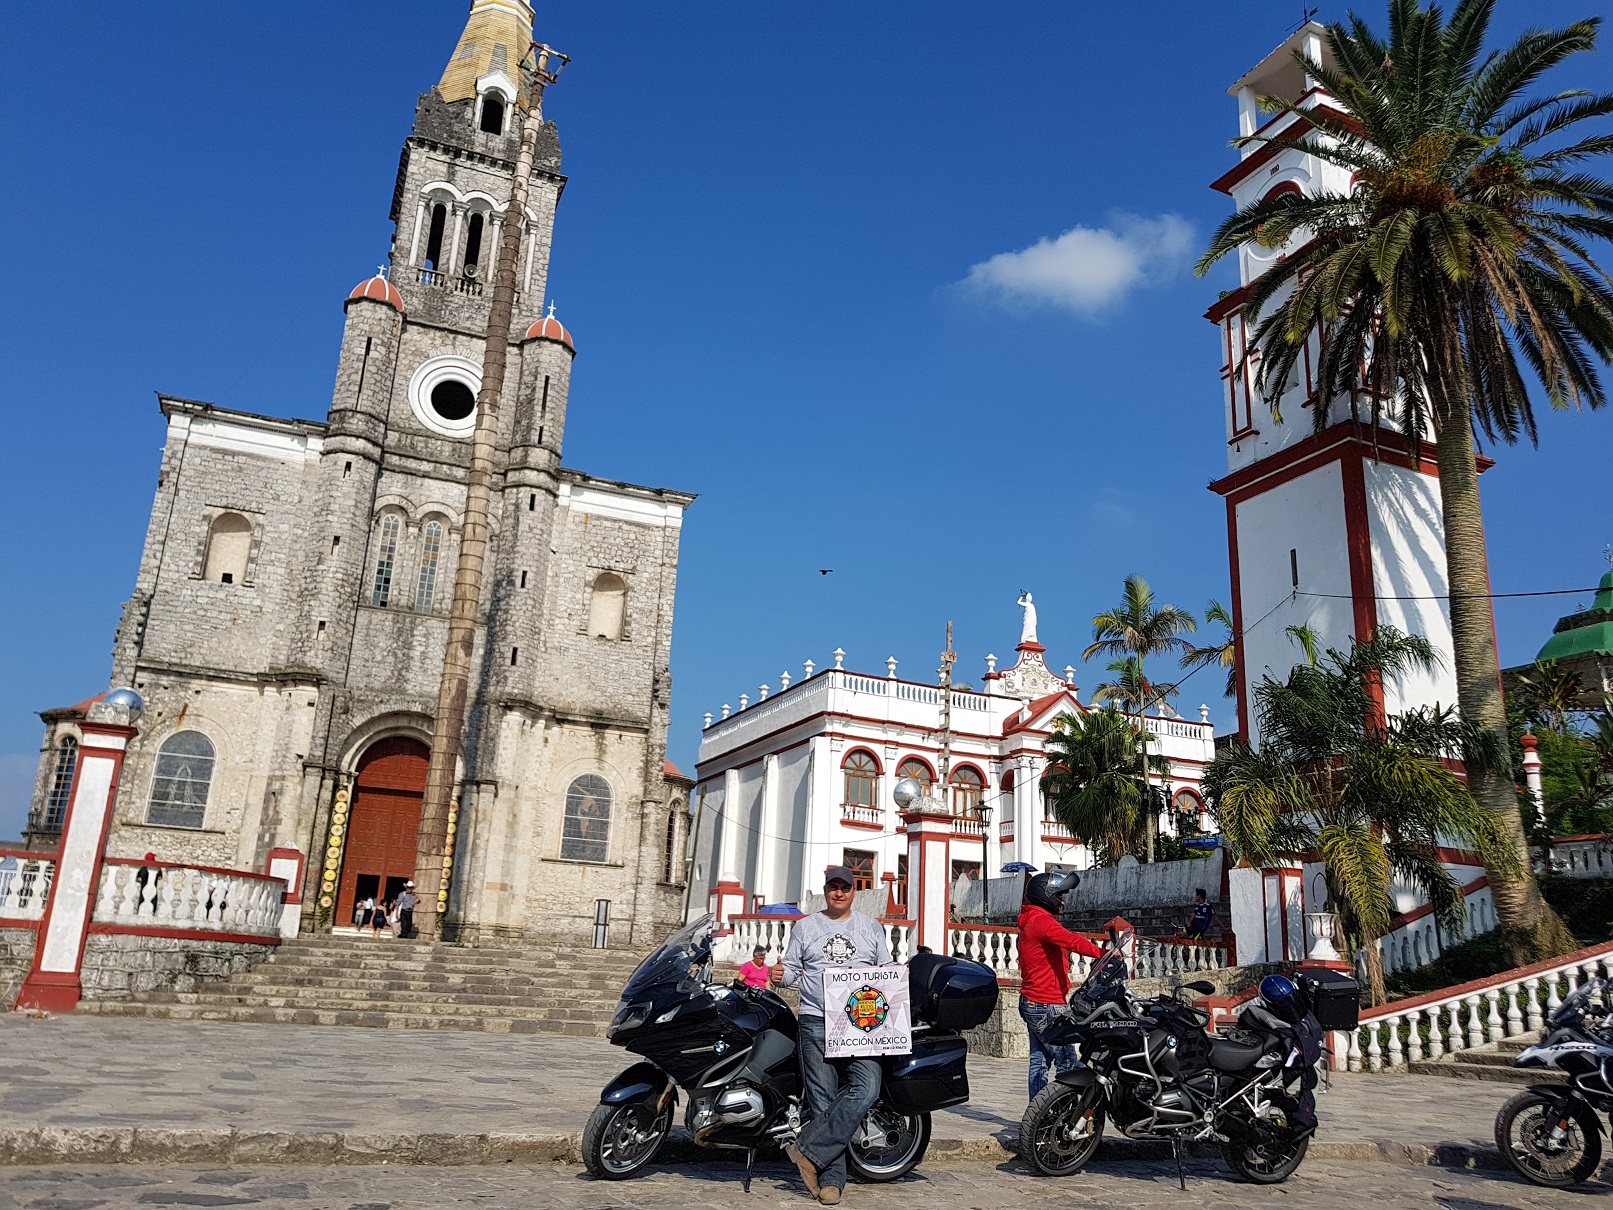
[1225,495,1250,741]
[1339,449,1385,723]
[1209,105,1357,196]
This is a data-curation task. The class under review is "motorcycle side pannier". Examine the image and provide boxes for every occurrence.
[883,1032,969,1114]
[908,954,999,1032]
[1293,966,1360,1030]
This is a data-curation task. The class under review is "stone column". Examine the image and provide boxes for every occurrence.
[901,799,954,955]
[16,698,140,1013]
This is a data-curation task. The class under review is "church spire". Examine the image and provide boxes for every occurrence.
[438,0,538,111]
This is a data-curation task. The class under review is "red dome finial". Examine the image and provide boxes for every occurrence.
[348,267,404,313]
[524,302,575,351]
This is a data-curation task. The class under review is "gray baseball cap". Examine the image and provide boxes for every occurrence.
[824,865,856,888]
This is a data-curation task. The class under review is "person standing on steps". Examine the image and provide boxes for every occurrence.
[1016,870,1103,1099]
[772,865,891,1205]
[396,881,419,940]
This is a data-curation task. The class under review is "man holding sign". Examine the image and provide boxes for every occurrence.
[774,865,893,1204]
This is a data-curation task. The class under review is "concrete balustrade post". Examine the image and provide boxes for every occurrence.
[16,702,140,1013]
[901,798,955,956]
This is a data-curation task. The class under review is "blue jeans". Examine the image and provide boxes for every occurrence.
[1019,994,1078,1100]
[797,1014,882,1190]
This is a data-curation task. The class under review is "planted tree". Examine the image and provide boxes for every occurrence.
[1041,708,1172,867]
[1196,0,1613,958]
[1204,628,1518,1005]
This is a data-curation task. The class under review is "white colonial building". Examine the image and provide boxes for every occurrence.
[688,599,1217,919]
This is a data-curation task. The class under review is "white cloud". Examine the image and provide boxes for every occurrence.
[962,212,1195,315]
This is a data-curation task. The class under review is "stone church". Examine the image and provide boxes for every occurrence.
[25,0,696,947]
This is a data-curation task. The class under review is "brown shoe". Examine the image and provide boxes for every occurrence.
[784,1143,820,1198]
[819,1187,843,1205]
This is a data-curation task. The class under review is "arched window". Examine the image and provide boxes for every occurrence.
[561,773,612,862]
[895,757,933,791]
[950,766,985,817]
[842,750,879,808]
[147,731,216,829]
[479,94,506,134]
[371,514,401,606]
[203,512,252,585]
[464,212,485,275]
[662,800,682,882]
[42,736,78,830]
[587,573,628,641]
[424,203,448,270]
[415,520,444,612]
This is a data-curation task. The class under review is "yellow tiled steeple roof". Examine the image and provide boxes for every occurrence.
[439,0,536,110]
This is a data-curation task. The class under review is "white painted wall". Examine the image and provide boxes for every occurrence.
[1365,459,1458,715]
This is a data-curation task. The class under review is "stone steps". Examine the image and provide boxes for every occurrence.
[81,934,647,1036]
[1408,1030,1563,1084]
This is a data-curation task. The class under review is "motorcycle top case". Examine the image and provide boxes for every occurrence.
[1292,966,1360,1031]
[907,954,999,1032]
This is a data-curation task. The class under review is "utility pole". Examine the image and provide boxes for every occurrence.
[413,42,568,939]
[936,621,956,804]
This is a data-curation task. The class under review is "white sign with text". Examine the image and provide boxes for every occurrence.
[823,964,912,1058]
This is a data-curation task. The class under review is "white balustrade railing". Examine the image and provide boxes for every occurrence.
[952,817,987,837]
[1134,937,1230,977]
[724,914,913,967]
[840,803,883,827]
[949,925,1022,979]
[93,860,286,938]
[0,852,54,921]
[1041,819,1076,842]
[1350,941,1613,1072]
[1545,836,1613,879]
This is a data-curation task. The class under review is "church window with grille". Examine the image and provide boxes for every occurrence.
[415,520,443,611]
[146,731,216,829]
[895,757,933,791]
[42,736,78,830]
[464,212,485,273]
[203,512,252,585]
[662,801,682,882]
[479,95,505,134]
[371,514,401,606]
[842,750,878,808]
[561,774,612,862]
[951,766,985,817]
[587,573,628,640]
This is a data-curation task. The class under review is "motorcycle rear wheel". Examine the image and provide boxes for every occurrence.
[581,1099,673,1180]
[1221,1102,1308,1185]
[1495,1089,1603,1188]
[1019,1083,1106,1177]
[846,1107,931,1181]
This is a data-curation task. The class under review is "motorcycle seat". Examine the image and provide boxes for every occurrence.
[1209,1036,1266,1072]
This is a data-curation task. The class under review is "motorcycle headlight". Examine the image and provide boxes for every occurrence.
[609,1000,652,1037]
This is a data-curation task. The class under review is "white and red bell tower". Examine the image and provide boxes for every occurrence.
[1206,24,1467,741]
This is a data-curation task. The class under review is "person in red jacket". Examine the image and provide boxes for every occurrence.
[1017,869,1104,1099]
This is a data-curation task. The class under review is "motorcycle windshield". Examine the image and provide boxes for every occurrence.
[619,913,715,1001]
[1549,978,1608,1030]
[1077,948,1128,996]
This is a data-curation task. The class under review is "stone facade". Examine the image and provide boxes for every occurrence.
[27,2,694,949]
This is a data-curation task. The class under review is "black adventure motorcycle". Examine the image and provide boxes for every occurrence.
[582,914,999,1186]
[1018,928,1347,1186]
[1494,975,1613,1188]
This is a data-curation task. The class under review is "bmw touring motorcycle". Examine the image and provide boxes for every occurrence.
[582,914,999,1185]
[1495,976,1613,1188]
[1019,930,1340,1185]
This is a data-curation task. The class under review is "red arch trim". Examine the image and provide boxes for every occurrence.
[842,747,882,774]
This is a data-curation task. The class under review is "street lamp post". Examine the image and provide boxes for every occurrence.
[977,803,994,924]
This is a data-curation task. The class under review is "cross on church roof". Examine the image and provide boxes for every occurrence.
[377,265,389,280]
[546,301,557,319]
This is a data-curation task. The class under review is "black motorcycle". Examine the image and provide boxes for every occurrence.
[582,914,999,1186]
[1018,931,1330,1185]
[1494,976,1613,1188]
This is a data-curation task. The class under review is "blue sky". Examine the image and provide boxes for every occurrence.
[2,1,1610,837]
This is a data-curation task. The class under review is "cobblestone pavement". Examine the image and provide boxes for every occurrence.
[0,1158,1606,1210]
[0,1014,1526,1165]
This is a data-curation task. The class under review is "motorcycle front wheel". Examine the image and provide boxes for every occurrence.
[846,1107,931,1181]
[1495,1089,1603,1188]
[1019,1082,1106,1177]
[581,1099,673,1180]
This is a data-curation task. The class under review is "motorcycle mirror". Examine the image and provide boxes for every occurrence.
[1181,980,1216,996]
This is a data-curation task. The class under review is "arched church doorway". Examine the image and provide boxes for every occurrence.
[336,736,429,930]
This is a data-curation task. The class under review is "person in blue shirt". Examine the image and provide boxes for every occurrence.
[1184,888,1215,940]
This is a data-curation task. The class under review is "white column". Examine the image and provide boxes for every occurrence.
[1014,756,1038,866]
[1237,87,1259,140]
[718,768,742,883]
[1520,734,1546,830]
[488,216,503,284]
[757,754,781,904]
[448,207,465,276]
[409,199,428,266]
[523,227,537,293]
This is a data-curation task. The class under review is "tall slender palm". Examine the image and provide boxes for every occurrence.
[1181,600,1238,699]
[1196,0,1612,957]
[1092,656,1179,715]
[1041,709,1172,867]
[1086,574,1197,860]
[1204,628,1518,1005]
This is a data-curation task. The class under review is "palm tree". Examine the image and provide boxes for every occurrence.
[1092,656,1179,715]
[1513,659,1587,736]
[1203,628,1519,1005]
[1041,709,1172,867]
[1181,600,1239,698]
[1195,0,1611,957]
[1086,575,1198,861]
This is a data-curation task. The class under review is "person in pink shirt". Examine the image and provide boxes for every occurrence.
[737,945,771,988]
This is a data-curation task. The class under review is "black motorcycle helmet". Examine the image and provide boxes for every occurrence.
[1025,869,1080,914]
